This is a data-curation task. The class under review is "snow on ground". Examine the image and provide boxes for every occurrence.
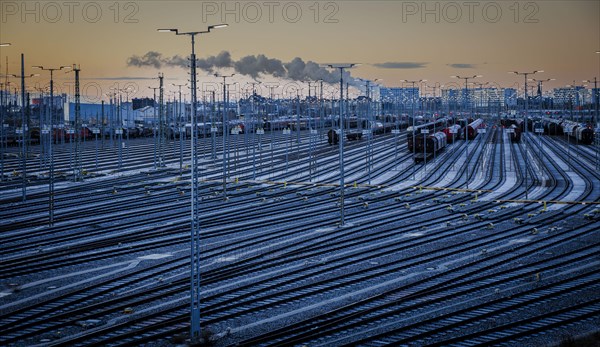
[480,132,517,201]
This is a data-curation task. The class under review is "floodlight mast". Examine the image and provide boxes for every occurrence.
[158,23,227,342]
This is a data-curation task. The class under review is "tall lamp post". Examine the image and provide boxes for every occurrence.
[109,87,124,169]
[33,65,71,226]
[426,82,442,164]
[215,73,235,198]
[401,79,426,180]
[510,70,542,199]
[451,75,481,190]
[120,86,135,158]
[158,23,228,342]
[531,78,554,113]
[0,43,11,182]
[11,55,39,202]
[594,50,600,170]
[584,76,599,169]
[530,78,554,176]
[358,78,381,185]
[325,63,358,227]
[265,83,279,176]
[148,86,159,169]
[471,81,489,117]
[246,82,261,179]
[66,64,84,182]
[172,83,187,175]
[0,81,11,182]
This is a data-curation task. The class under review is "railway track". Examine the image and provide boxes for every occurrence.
[0,125,598,346]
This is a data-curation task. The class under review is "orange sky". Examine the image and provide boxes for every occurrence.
[1,1,599,101]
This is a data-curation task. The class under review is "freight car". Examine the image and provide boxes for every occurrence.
[407,117,448,152]
[407,132,422,153]
[575,126,594,145]
[327,117,367,145]
[561,121,579,141]
[414,131,447,162]
[406,117,447,134]
[542,118,563,136]
[466,118,485,140]
[377,115,408,133]
[29,127,41,145]
[327,128,364,145]
[508,124,522,142]
[327,129,339,145]
[442,124,462,143]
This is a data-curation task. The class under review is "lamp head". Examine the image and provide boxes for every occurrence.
[209,24,228,30]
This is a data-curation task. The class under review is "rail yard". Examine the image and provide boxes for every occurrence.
[1,117,599,346]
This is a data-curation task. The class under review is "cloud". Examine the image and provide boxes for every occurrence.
[126,50,356,85]
[126,51,164,69]
[197,51,234,71]
[448,63,476,69]
[235,54,286,78]
[373,62,428,69]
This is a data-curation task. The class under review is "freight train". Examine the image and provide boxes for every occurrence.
[407,118,448,152]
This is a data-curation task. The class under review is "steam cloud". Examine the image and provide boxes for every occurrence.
[126,50,356,86]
